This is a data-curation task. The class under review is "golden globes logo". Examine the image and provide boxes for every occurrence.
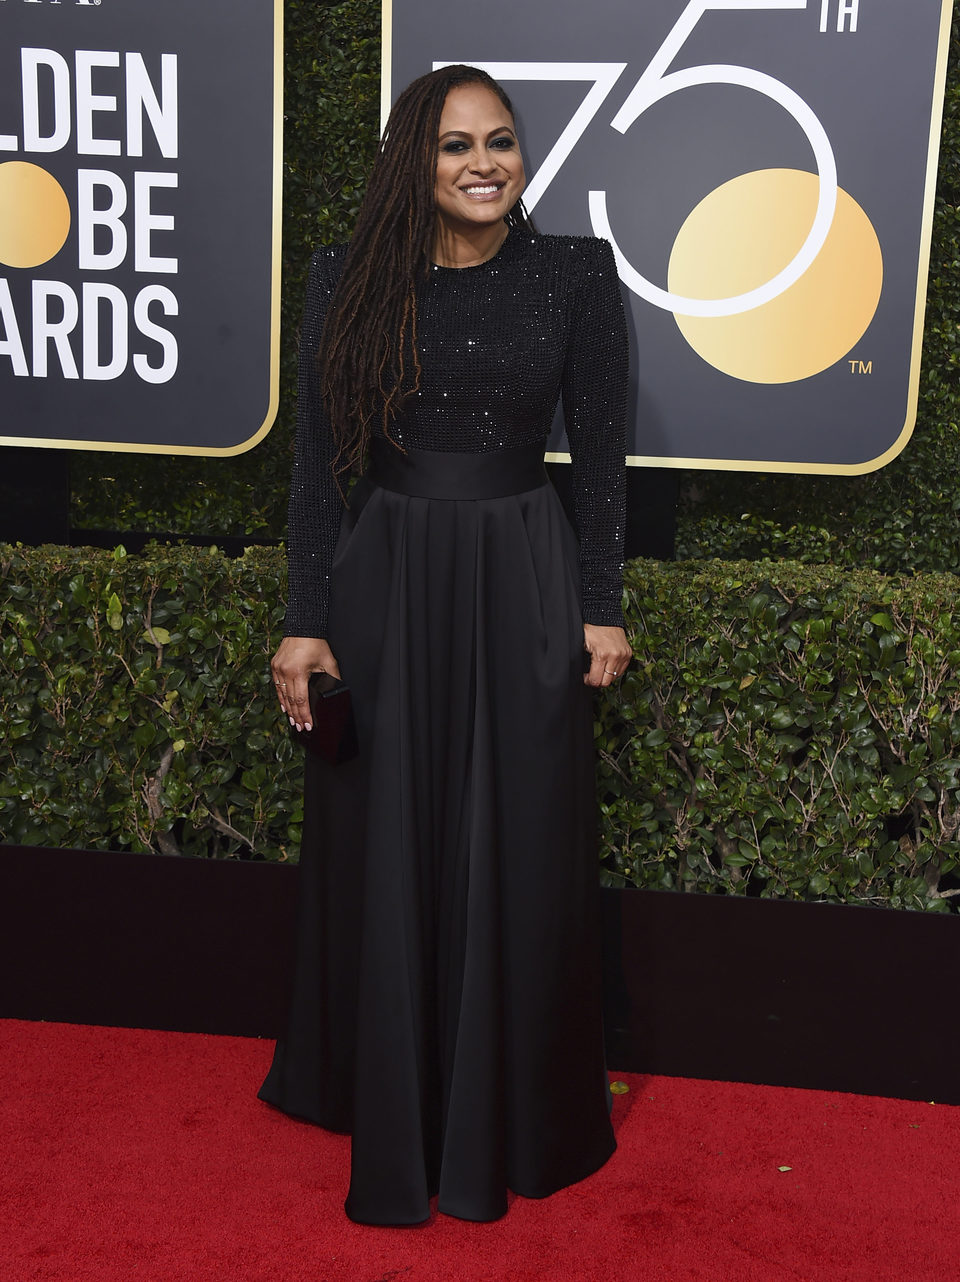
[1,0,280,455]
[588,0,883,385]
[0,49,178,384]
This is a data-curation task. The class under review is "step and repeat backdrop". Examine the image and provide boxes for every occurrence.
[0,0,282,455]
[386,0,953,473]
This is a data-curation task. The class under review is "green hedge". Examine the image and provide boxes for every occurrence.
[3,544,958,912]
[597,560,960,912]
[0,544,300,860]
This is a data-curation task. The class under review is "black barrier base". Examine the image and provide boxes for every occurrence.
[0,846,298,1040]
[0,448,70,545]
[1,845,956,1103]
[600,889,959,1103]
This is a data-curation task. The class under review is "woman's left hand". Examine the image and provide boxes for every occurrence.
[583,624,632,688]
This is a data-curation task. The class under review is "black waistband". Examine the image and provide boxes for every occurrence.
[365,438,548,501]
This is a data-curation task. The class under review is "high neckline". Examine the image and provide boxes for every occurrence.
[431,229,522,272]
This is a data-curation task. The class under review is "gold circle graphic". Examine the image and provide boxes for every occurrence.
[668,169,883,384]
[0,161,71,269]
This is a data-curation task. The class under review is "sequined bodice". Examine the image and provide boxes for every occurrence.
[284,233,629,635]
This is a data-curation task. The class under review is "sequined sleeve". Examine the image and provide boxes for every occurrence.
[561,238,629,628]
[283,247,347,638]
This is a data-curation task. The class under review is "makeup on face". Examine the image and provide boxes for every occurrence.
[434,84,526,245]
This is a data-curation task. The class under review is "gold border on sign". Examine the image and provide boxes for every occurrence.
[381,0,393,135]
[0,0,285,457]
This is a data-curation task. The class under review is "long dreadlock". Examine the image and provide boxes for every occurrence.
[316,65,536,480]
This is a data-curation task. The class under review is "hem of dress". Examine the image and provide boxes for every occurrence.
[394,1135,619,1227]
[507,1132,618,1203]
[436,1200,509,1224]
[344,1203,433,1228]
[337,1133,617,1227]
[256,1089,352,1136]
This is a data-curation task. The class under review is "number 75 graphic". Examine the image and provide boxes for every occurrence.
[438,0,848,320]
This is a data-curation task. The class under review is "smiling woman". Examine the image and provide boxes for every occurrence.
[433,83,525,264]
[258,64,631,1229]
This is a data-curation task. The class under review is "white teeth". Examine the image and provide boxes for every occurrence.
[463,185,501,195]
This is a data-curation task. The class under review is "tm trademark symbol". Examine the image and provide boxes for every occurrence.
[848,359,873,375]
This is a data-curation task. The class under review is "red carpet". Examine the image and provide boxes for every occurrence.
[2,1020,957,1282]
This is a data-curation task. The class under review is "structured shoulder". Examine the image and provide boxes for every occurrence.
[517,234,617,291]
[521,233,614,265]
[528,233,611,252]
[310,242,349,266]
[307,242,350,289]
[516,235,619,307]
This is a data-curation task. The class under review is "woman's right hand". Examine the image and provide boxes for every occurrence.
[271,636,340,731]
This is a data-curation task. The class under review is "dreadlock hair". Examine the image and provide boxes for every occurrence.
[316,64,536,480]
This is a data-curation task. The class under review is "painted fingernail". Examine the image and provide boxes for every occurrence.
[304,723,312,732]
[288,716,295,726]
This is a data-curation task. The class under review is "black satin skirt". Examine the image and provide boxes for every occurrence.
[258,442,616,1225]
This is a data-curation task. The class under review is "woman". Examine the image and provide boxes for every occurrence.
[259,64,632,1226]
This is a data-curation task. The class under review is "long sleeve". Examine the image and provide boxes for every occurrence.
[283,247,347,638]
[561,237,629,628]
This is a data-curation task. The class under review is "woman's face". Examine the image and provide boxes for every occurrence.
[434,83,526,234]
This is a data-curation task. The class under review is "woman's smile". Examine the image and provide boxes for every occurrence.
[460,181,506,200]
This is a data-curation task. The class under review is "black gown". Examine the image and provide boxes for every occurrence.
[258,231,629,1225]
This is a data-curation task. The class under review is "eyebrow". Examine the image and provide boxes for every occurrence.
[438,126,517,141]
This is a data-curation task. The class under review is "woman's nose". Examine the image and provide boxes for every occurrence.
[468,148,497,174]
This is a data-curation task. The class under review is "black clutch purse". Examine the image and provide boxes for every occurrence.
[289,671,359,765]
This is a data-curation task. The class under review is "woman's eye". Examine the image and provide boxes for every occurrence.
[439,137,515,154]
